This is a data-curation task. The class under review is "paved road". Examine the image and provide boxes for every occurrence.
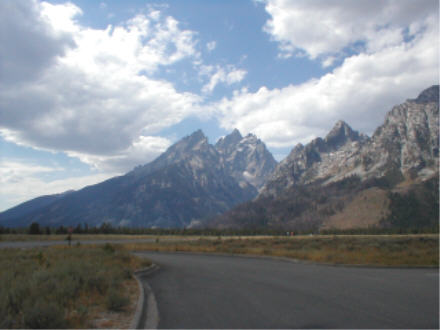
[137,252,439,329]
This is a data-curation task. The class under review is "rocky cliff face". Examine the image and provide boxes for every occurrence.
[261,85,439,198]
[260,120,369,196]
[215,129,277,189]
[365,85,439,181]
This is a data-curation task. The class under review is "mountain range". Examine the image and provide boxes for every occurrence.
[0,129,276,228]
[212,85,439,231]
[1,85,438,231]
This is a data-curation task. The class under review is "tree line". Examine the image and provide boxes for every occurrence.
[0,221,437,237]
[1,222,291,236]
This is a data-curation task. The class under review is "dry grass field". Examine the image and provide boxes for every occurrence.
[123,234,439,267]
[0,234,157,242]
[2,233,437,267]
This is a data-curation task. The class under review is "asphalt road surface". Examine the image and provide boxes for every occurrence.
[137,252,439,329]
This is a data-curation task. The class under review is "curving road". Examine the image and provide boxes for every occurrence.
[137,252,439,329]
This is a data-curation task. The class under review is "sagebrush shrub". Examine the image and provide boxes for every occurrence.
[0,247,141,328]
[23,300,67,329]
[106,288,130,311]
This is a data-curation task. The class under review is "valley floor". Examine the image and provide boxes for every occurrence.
[1,233,437,267]
[123,234,439,267]
[0,233,159,242]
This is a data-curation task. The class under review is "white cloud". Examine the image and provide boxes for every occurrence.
[262,0,437,61]
[206,40,216,52]
[68,135,171,172]
[0,161,62,179]
[201,65,247,94]
[40,1,82,34]
[0,0,203,172]
[0,160,117,211]
[226,70,247,84]
[0,0,75,85]
[321,56,336,68]
[215,7,438,148]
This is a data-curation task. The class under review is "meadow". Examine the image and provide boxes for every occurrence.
[122,234,439,267]
[0,234,155,242]
[0,244,150,329]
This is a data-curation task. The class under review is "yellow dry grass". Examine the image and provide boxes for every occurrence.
[0,233,158,242]
[121,234,439,267]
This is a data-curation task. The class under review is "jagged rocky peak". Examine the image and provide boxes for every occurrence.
[215,128,243,154]
[242,132,257,140]
[325,120,355,140]
[164,129,216,159]
[131,129,217,177]
[281,121,364,169]
[240,133,262,149]
[411,85,439,104]
[283,143,305,161]
[215,129,277,189]
[179,129,209,150]
[324,120,364,149]
[161,129,221,171]
[228,127,243,140]
[291,143,304,153]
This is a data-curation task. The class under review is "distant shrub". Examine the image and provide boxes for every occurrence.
[103,242,116,254]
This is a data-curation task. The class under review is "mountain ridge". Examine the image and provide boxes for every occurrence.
[1,86,437,231]
[211,85,439,231]
[0,128,275,228]
[261,85,439,198]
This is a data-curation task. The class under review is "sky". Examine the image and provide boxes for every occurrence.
[0,0,438,211]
